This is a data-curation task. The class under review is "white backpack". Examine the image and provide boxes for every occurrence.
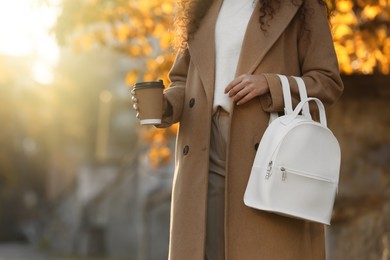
[244,75,341,225]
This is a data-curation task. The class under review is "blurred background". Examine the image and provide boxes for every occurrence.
[0,0,388,259]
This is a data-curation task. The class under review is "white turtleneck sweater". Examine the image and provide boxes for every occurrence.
[214,0,255,113]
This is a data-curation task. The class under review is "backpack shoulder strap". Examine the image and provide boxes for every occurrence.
[277,74,293,115]
[292,76,312,119]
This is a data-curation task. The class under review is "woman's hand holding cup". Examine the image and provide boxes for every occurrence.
[131,80,165,125]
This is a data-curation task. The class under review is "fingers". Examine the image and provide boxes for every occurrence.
[225,74,252,98]
[225,74,253,105]
[236,91,257,105]
[234,85,253,105]
[225,74,269,106]
[131,91,139,113]
[228,81,247,98]
[224,74,246,94]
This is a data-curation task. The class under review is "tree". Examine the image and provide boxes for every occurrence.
[330,0,390,74]
[0,56,48,240]
[53,0,177,167]
[51,0,390,166]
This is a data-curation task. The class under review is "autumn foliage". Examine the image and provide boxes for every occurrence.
[54,0,178,167]
[53,0,390,167]
[330,0,390,74]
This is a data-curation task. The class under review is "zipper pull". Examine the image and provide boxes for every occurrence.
[280,167,287,181]
[265,161,273,179]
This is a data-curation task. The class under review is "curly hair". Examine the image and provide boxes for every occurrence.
[174,0,329,51]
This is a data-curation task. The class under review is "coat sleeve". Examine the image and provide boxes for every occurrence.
[260,0,344,113]
[156,49,190,128]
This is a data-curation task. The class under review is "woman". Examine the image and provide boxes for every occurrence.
[134,0,343,258]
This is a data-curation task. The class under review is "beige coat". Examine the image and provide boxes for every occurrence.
[159,0,344,259]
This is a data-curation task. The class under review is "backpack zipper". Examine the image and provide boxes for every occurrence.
[280,167,287,181]
[278,166,335,183]
[265,161,273,179]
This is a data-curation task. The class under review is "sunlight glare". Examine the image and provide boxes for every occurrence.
[0,0,59,84]
[33,61,54,85]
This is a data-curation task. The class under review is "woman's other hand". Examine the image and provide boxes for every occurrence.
[225,74,269,106]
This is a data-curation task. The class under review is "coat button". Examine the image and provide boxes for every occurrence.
[189,98,195,108]
[183,145,189,155]
[254,143,259,151]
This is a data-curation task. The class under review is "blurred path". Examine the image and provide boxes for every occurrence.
[0,243,49,260]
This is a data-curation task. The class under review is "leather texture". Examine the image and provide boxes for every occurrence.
[244,75,341,225]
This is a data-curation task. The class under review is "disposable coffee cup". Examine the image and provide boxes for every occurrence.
[132,80,164,125]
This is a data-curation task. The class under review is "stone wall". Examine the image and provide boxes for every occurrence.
[326,75,390,259]
[38,142,174,260]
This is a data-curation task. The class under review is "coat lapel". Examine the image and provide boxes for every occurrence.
[188,0,302,104]
[187,0,222,106]
[235,0,303,76]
